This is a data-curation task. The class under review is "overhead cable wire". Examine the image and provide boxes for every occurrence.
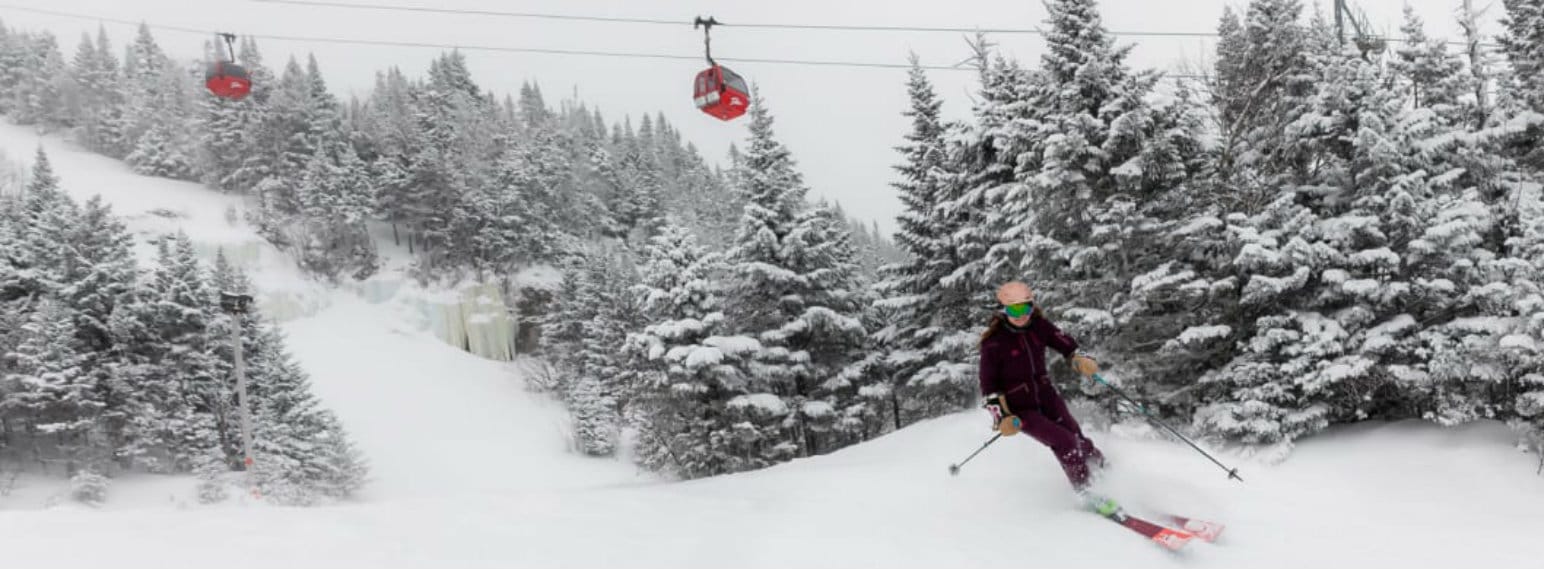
[250,0,1214,38]
[0,2,1196,78]
[250,0,1504,49]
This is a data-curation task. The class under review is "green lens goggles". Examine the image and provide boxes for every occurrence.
[1002,302,1032,318]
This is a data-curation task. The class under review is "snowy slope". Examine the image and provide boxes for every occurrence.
[1,122,1543,568]
[3,414,1542,568]
[0,122,642,503]
[282,294,640,500]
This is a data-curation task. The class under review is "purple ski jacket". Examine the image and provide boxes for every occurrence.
[979,314,1080,414]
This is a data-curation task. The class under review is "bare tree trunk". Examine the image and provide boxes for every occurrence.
[1458,0,1492,129]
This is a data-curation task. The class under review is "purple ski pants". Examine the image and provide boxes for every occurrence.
[1019,389,1105,490]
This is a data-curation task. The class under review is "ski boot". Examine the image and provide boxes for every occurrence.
[1077,488,1123,519]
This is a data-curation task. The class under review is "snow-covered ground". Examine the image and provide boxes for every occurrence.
[4,413,1541,568]
[2,122,1543,568]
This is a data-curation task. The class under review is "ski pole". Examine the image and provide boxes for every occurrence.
[1091,373,1244,483]
[948,432,1002,476]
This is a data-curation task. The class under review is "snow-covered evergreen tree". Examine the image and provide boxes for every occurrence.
[716,95,870,463]
[100,234,220,471]
[1392,6,1468,116]
[541,244,641,456]
[2,298,102,474]
[870,62,963,425]
[781,203,871,452]
[12,148,78,301]
[1215,0,1317,185]
[1501,0,1544,115]
[126,120,197,179]
[866,62,981,429]
[9,30,65,127]
[0,27,30,115]
[121,24,196,180]
[65,27,125,154]
[294,149,379,281]
[59,195,139,443]
[243,305,369,500]
[625,223,745,476]
[716,94,813,466]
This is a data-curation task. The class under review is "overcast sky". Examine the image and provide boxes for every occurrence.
[0,0,1508,234]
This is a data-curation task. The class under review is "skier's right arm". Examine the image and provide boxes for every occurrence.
[979,342,1000,397]
[980,345,1020,434]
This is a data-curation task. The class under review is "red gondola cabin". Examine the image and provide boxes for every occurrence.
[206,60,252,101]
[693,65,748,121]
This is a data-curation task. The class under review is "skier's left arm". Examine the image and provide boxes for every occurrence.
[1034,317,1098,376]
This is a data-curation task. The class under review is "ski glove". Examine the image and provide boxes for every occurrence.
[1070,354,1099,377]
[984,393,1016,436]
[997,415,1022,437]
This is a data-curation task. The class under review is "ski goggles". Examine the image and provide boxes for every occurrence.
[1002,301,1033,318]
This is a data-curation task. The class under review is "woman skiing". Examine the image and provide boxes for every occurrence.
[979,280,1108,497]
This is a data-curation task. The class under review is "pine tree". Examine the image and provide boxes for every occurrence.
[2,299,102,474]
[58,195,139,456]
[10,31,65,127]
[15,148,77,298]
[1509,179,1544,456]
[65,33,99,134]
[126,120,197,179]
[569,374,617,456]
[0,27,30,114]
[1213,6,1249,128]
[1501,0,1544,114]
[120,24,196,179]
[1500,0,1544,174]
[294,149,379,281]
[475,137,561,269]
[401,74,472,270]
[66,27,125,154]
[102,233,223,471]
[614,123,665,241]
[519,82,551,129]
[541,244,642,456]
[1216,0,1316,185]
[874,61,1000,428]
[1189,11,1518,451]
[0,193,24,303]
[1392,6,1468,116]
[244,306,368,500]
[626,224,759,476]
[717,95,809,467]
[716,95,870,463]
[779,203,870,453]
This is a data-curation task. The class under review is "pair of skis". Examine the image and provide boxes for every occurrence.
[1103,509,1225,551]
